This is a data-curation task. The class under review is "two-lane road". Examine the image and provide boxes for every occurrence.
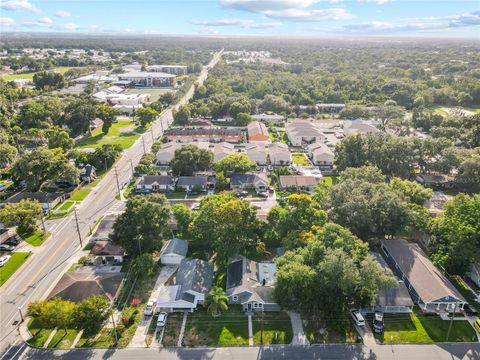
[0,49,223,355]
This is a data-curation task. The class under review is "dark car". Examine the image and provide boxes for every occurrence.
[4,236,21,246]
[235,191,248,198]
[0,244,15,252]
[373,311,384,333]
[464,304,478,316]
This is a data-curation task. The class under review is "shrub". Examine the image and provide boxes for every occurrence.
[130,298,141,307]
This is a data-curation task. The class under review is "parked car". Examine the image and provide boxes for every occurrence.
[0,255,11,267]
[4,236,21,246]
[257,191,268,198]
[373,311,384,333]
[267,165,273,172]
[144,301,156,316]
[157,312,167,327]
[268,186,275,194]
[464,304,478,316]
[0,244,15,252]
[350,309,365,327]
[235,191,249,198]
[191,203,201,211]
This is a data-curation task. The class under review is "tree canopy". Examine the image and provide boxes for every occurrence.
[169,144,213,176]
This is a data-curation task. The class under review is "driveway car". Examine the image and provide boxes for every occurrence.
[373,311,384,333]
[350,309,365,327]
[157,312,167,327]
[0,255,12,267]
[464,304,478,316]
[144,301,156,316]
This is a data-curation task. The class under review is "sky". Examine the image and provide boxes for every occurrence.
[0,0,479,38]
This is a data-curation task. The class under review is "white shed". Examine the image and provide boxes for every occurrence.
[160,238,188,265]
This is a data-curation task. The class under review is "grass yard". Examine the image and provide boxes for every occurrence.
[183,306,249,347]
[252,312,293,345]
[162,313,184,347]
[0,180,14,189]
[303,316,358,344]
[449,275,480,309]
[379,309,477,343]
[69,189,91,202]
[2,67,81,80]
[47,329,79,349]
[292,153,311,166]
[27,319,54,348]
[76,120,146,150]
[58,201,75,212]
[322,176,339,188]
[24,231,50,247]
[0,252,31,287]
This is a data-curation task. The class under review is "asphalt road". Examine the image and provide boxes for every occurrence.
[4,343,480,360]
[0,49,223,356]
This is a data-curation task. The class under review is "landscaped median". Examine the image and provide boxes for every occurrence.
[24,231,51,247]
[377,308,477,343]
[0,252,31,286]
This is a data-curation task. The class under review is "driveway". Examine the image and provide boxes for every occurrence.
[129,265,178,348]
[287,311,309,346]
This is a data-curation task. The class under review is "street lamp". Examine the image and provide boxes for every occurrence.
[18,307,24,323]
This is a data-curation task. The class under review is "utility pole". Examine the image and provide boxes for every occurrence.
[150,127,155,142]
[111,308,118,343]
[114,167,121,196]
[160,119,164,134]
[74,208,83,248]
[446,302,457,342]
[104,158,108,171]
[129,159,134,174]
[260,311,264,346]
[41,216,46,234]
[18,307,24,323]
[142,137,146,154]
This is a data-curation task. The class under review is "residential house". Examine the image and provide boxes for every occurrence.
[251,113,285,125]
[423,191,449,217]
[230,173,268,193]
[278,175,320,193]
[226,255,281,312]
[245,144,268,165]
[308,143,334,168]
[79,164,97,183]
[157,258,214,312]
[343,120,379,136]
[118,71,176,88]
[268,142,291,166]
[315,103,345,113]
[381,239,467,313]
[155,142,213,165]
[213,142,235,162]
[135,175,175,193]
[247,121,270,143]
[285,119,327,147]
[361,253,414,314]
[5,192,65,214]
[176,176,215,192]
[146,65,188,75]
[48,271,125,303]
[90,240,125,266]
[416,173,455,189]
[164,128,243,143]
[160,238,189,265]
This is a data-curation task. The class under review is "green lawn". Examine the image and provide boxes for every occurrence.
[27,319,53,348]
[47,329,79,349]
[379,309,477,343]
[69,189,91,202]
[0,180,14,189]
[58,201,75,212]
[322,176,339,188]
[183,306,249,347]
[162,313,184,347]
[292,153,311,166]
[2,67,81,80]
[76,120,146,150]
[0,252,31,287]
[252,312,293,345]
[24,231,50,246]
[303,316,358,344]
[449,275,480,309]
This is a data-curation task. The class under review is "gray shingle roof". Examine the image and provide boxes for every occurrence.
[176,258,214,295]
[161,238,188,257]
[177,176,208,187]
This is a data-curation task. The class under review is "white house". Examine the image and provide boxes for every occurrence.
[285,119,327,147]
[268,142,291,166]
[160,238,189,265]
[245,144,268,165]
[135,175,175,193]
[308,142,334,168]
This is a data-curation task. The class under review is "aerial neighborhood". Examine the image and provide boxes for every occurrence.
[0,31,479,359]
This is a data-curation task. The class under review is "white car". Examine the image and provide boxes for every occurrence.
[144,301,156,316]
[0,255,12,267]
[157,312,167,327]
[350,309,365,327]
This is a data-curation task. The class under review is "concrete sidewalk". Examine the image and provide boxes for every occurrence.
[288,311,309,346]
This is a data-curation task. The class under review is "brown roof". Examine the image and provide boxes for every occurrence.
[90,241,125,256]
[247,121,269,140]
[48,272,125,303]
[381,240,465,304]
[279,175,319,188]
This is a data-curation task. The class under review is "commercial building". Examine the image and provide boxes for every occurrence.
[146,65,188,75]
[118,71,176,88]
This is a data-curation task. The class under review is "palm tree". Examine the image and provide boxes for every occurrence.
[205,286,228,318]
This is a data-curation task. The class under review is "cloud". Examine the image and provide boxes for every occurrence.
[220,0,353,22]
[37,17,53,24]
[54,10,71,18]
[1,0,40,13]
[0,17,16,26]
[55,23,80,30]
[358,0,392,4]
[343,21,440,33]
[447,11,480,27]
[190,18,281,28]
